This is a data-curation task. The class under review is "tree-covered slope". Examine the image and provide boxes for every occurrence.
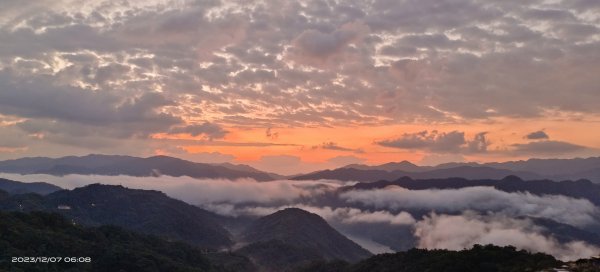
[0,211,254,272]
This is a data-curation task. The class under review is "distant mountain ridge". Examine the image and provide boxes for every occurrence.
[343,175,600,206]
[295,157,600,182]
[0,154,279,181]
[293,165,542,182]
[2,154,598,182]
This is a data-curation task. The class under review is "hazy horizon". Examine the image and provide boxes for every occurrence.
[3,152,600,176]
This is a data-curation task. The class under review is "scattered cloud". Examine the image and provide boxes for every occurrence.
[512,140,588,155]
[169,122,228,139]
[313,142,364,153]
[525,130,550,140]
[377,130,489,154]
[0,0,599,167]
[265,127,279,140]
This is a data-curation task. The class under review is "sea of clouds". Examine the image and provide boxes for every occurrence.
[1,173,598,260]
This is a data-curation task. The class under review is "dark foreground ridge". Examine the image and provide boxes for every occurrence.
[0,211,253,272]
[299,244,562,272]
[0,183,233,249]
[239,208,372,270]
[1,211,599,272]
[0,178,62,195]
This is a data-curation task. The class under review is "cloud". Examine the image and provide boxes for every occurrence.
[511,140,587,155]
[205,204,416,226]
[168,122,228,139]
[525,130,549,140]
[0,0,599,172]
[0,0,598,132]
[0,125,29,150]
[3,172,599,260]
[0,173,343,206]
[313,142,363,153]
[265,127,279,140]
[415,212,600,261]
[0,71,179,130]
[293,29,355,58]
[288,21,368,64]
[341,186,600,227]
[329,208,415,226]
[376,130,489,154]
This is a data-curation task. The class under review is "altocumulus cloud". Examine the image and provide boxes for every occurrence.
[377,130,490,154]
[1,0,599,155]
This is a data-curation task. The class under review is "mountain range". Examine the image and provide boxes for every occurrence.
[0,183,233,249]
[343,175,600,206]
[1,176,599,271]
[1,154,599,182]
[294,157,600,182]
[0,154,279,181]
[0,180,372,270]
[3,211,594,272]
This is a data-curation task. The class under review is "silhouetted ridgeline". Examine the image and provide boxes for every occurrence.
[1,209,599,272]
[0,183,233,249]
[0,211,254,272]
[0,154,279,181]
[2,179,600,271]
[2,155,599,182]
[0,178,61,195]
[4,212,597,272]
[240,208,372,265]
[294,157,600,182]
[343,175,600,206]
[298,244,561,272]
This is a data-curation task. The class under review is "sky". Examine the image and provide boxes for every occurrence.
[0,0,599,174]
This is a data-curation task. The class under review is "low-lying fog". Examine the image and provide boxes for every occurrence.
[2,173,599,261]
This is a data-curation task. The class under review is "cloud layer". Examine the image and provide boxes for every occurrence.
[341,185,599,227]
[415,212,600,261]
[0,0,599,161]
[2,173,599,260]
